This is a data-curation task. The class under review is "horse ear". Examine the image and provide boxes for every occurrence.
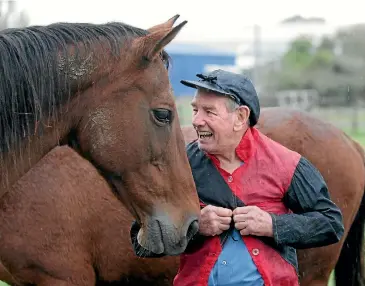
[147,14,180,33]
[136,20,187,63]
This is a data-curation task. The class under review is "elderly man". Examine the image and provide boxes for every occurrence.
[130,69,344,286]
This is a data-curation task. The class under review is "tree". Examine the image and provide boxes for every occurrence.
[281,35,314,70]
[261,28,365,103]
[335,24,365,60]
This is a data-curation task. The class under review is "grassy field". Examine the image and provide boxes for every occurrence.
[351,132,365,147]
[328,272,335,286]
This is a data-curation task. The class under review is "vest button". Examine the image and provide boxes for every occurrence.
[252,248,260,256]
[227,176,233,183]
[222,260,227,265]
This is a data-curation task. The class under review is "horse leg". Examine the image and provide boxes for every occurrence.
[297,192,365,286]
[297,245,339,286]
[0,229,97,286]
[36,277,92,286]
[9,264,96,286]
[334,142,365,286]
[35,276,95,286]
[335,185,365,285]
[0,260,22,286]
[37,280,81,286]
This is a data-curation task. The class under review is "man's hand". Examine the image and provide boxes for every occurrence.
[233,206,273,237]
[199,205,232,236]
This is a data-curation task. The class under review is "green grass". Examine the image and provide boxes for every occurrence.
[328,271,335,286]
[351,132,365,147]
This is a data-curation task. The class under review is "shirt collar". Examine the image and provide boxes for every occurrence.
[206,127,257,166]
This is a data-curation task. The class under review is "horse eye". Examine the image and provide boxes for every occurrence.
[152,108,172,125]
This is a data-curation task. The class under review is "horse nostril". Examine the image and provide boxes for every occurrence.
[186,219,199,241]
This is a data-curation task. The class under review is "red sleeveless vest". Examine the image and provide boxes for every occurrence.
[174,127,301,286]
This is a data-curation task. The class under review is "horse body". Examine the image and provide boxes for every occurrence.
[256,108,365,286]
[1,107,364,285]
[0,16,201,258]
[0,145,178,285]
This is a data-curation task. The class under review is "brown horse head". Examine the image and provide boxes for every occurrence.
[0,16,200,255]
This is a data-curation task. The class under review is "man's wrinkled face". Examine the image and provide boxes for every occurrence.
[191,90,241,154]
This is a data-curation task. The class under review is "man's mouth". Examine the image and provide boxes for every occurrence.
[197,131,213,139]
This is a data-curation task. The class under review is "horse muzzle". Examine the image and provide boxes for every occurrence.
[138,213,199,256]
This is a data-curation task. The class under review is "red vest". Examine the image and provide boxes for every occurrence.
[174,127,301,286]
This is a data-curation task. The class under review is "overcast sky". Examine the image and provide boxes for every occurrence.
[17,0,364,42]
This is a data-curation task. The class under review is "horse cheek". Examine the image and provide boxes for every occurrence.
[78,108,124,171]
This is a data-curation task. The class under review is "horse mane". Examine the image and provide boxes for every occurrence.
[0,22,170,155]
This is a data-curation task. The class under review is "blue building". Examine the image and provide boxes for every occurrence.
[165,43,236,97]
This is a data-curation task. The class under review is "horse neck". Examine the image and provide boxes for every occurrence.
[0,43,120,199]
[0,115,74,199]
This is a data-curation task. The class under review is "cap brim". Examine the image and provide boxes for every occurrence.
[180,80,232,97]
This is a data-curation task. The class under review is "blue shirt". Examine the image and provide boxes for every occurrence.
[208,229,264,286]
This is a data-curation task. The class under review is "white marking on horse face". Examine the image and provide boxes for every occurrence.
[58,52,95,80]
[87,107,118,154]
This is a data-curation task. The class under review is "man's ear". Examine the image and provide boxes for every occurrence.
[233,106,250,131]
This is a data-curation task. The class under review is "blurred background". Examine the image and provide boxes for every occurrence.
[1,0,364,147]
[0,1,364,284]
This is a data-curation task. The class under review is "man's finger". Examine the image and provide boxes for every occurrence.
[219,223,230,231]
[240,227,251,236]
[219,216,232,225]
[233,214,249,223]
[233,206,257,215]
[235,221,248,230]
[215,206,233,217]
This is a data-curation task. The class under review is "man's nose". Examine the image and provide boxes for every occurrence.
[192,112,205,128]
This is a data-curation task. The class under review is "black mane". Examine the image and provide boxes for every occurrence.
[0,22,154,154]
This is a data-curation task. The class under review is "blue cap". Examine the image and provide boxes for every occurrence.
[180,69,260,126]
